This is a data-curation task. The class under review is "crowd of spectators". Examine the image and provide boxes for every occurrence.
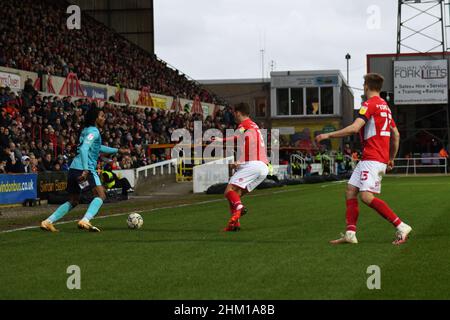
[1,84,237,174]
[0,0,222,104]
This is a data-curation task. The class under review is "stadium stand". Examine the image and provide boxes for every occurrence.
[0,86,235,174]
[0,0,239,174]
[0,0,220,103]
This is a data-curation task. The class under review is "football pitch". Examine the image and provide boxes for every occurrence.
[1,176,449,300]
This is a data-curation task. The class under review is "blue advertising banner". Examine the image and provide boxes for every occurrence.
[82,85,108,100]
[0,174,38,205]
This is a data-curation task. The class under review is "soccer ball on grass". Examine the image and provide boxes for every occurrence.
[127,213,143,229]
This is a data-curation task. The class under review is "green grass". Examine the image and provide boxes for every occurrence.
[1,176,450,300]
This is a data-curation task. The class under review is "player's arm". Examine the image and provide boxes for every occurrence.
[100,145,130,155]
[388,126,400,171]
[315,118,366,143]
[212,128,245,142]
[212,135,238,143]
[100,145,119,154]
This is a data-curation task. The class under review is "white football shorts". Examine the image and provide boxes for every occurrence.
[348,160,387,194]
[229,161,269,192]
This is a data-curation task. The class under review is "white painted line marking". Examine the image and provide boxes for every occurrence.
[0,183,328,235]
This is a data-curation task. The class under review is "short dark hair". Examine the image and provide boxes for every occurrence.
[84,103,101,127]
[234,102,250,116]
[364,73,384,92]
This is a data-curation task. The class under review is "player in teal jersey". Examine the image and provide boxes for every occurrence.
[40,104,129,232]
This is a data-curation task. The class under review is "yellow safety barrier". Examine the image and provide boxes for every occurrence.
[176,157,222,182]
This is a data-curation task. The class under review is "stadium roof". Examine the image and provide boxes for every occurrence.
[198,78,270,85]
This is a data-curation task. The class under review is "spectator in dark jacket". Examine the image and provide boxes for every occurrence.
[2,145,24,173]
[39,153,54,171]
[0,128,10,148]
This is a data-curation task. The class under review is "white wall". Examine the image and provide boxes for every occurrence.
[113,169,136,188]
[193,157,234,193]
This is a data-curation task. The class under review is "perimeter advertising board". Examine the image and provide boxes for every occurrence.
[394,60,448,105]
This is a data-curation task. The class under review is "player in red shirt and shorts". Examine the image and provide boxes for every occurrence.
[213,103,269,232]
[316,73,412,245]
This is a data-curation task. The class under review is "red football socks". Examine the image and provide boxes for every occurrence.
[369,198,402,227]
[225,190,243,215]
[346,198,359,232]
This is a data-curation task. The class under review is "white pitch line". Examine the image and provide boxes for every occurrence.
[0,225,40,234]
[385,182,450,186]
[0,211,142,234]
[0,198,227,235]
[0,185,310,235]
[272,189,303,194]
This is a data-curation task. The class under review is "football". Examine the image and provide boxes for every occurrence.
[127,213,143,229]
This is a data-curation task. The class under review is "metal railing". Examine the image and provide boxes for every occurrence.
[393,157,448,175]
[135,159,177,181]
[132,156,447,186]
[290,154,306,177]
[176,157,230,182]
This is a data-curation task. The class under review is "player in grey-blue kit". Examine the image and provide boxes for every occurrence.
[40,104,128,232]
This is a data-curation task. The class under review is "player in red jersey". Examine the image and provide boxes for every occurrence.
[316,73,412,245]
[213,103,269,232]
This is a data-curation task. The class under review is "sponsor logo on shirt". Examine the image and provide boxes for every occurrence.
[359,106,368,115]
[87,133,95,141]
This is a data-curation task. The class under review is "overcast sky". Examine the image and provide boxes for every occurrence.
[154,0,445,95]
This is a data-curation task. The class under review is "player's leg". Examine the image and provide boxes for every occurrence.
[237,163,268,217]
[78,172,105,232]
[238,188,249,216]
[41,170,81,232]
[345,185,360,233]
[224,163,249,223]
[360,191,412,245]
[223,162,268,231]
[41,193,80,232]
[223,184,246,231]
[330,184,360,244]
[330,162,363,244]
[225,183,245,214]
[358,161,412,244]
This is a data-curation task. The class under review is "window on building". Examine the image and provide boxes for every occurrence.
[291,88,304,115]
[255,97,267,117]
[320,87,334,115]
[277,89,289,115]
[306,87,319,115]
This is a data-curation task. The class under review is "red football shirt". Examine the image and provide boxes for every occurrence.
[357,96,396,164]
[224,118,269,164]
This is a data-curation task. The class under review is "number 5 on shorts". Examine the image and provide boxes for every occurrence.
[361,171,369,181]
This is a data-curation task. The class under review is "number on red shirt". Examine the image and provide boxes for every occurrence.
[257,128,265,148]
[361,171,369,181]
[380,112,392,137]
